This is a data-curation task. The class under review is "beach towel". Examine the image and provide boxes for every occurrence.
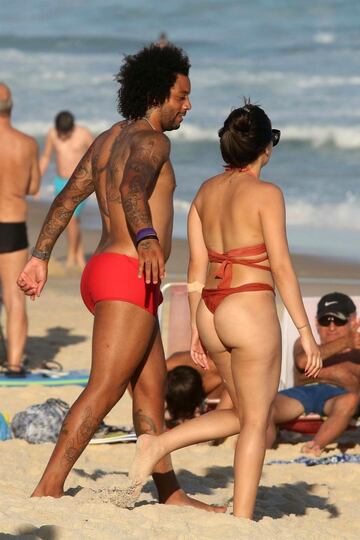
[0,369,89,387]
[266,453,360,466]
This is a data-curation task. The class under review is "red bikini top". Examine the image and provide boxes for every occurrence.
[208,243,271,289]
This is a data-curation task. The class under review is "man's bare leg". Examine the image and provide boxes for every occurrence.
[0,249,28,370]
[130,322,226,512]
[302,392,359,455]
[32,301,155,497]
[66,216,85,269]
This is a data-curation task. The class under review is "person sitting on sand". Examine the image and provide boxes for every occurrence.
[40,111,93,270]
[127,101,321,520]
[267,292,360,455]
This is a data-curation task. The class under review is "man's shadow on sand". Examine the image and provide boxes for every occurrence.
[1,525,58,540]
[24,326,88,369]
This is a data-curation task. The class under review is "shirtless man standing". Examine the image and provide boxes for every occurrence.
[18,44,223,512]
[0,82,40,375]
[40,111,93,269]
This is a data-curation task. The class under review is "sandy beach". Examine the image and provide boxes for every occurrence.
[0,199,359,539]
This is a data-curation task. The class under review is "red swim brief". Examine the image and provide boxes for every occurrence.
[80,252,163,317]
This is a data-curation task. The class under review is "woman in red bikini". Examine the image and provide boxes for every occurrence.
[128,102,322,519]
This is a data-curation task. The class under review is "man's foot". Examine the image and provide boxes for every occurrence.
[162,489,226,513]
[301,441,322,456]
[31,487,64,498]
[4,364,28,377]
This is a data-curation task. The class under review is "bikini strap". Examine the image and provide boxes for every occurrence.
[208,243,271,289]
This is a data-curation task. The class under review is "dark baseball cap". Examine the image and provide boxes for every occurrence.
[317,292,356,321]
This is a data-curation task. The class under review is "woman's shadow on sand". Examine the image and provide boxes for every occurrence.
[24,326,88,369]
[141,465,338,519]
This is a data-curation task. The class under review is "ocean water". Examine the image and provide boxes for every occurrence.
[2,0,360,259]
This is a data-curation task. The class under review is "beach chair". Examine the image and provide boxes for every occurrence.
[159,283,191,358]
[279,295,360,435]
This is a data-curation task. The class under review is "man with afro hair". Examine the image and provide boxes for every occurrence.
[18,43,223,513]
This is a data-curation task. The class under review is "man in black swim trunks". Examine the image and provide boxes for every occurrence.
[267,292,360,455]
[0,82,40,375]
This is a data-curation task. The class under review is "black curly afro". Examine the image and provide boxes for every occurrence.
[116,43,190,120]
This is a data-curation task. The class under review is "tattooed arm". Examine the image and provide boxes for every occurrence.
[17,144,95,299]
[120,131,170,284]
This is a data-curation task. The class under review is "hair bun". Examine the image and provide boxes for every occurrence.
[231,112,250,134]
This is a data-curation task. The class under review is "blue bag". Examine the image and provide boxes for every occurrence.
[0,411,11,441]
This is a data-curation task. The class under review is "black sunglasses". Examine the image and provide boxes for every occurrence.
[272,129,281,147]
[318,315,348,327]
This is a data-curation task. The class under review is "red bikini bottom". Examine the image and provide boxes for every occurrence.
[80,252,163,316]
[202,283,274,314]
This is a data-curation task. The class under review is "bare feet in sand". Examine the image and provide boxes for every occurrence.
[301,441,322,456]
[31,487,64,498]
[128,433,165,484]
[163,490,226,513]
[128,434,227,513]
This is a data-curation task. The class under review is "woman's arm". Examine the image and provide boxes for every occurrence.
[259,182,322,377]
[187,200,209,368]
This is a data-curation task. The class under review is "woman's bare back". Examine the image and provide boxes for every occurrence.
[195,169,274,290]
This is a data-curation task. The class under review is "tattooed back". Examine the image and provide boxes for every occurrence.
[88,120,175,260]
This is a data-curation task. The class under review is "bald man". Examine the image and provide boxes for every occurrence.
[0,82,40,375]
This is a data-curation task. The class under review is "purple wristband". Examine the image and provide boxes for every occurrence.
[136,227,158,244]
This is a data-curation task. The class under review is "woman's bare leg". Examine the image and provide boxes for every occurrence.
[129,303,241,483]
[214,292,281,519]
[129,407,242,484]
[32,300,155,497]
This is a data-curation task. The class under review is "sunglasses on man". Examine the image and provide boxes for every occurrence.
[318,315,348,327]
[272,129,281,147]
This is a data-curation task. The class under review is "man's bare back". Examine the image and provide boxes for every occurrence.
[88,120,175,261]
[0,84,40,222]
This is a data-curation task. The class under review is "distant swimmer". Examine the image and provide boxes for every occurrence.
[157,32,169,48]
[40,111,93,269]
[0,82,40,376]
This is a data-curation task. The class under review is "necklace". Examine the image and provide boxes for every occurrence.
[142,116,157,131]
